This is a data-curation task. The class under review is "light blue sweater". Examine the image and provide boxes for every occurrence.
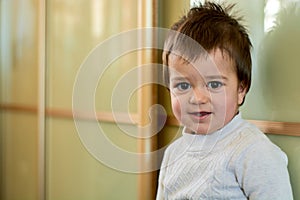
[156,114,293,200]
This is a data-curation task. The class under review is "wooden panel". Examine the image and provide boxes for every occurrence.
[1,103,300,137]
[0,103,138,124]
[166,115,300,137]
[137,0,159,199]
[248,120,300,137]
[37,1,46,199]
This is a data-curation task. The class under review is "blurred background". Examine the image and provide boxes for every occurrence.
[1,0,300,199]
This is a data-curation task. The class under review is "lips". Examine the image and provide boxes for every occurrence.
[189,111,212,120]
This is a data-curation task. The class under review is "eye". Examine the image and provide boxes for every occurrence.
[175,82,191,91]
[207,81,224,90]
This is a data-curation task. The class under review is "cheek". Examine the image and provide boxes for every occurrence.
[213,90,238,115]
[171,95,182,118]
[225,96,238,112]
[224,90,240,117]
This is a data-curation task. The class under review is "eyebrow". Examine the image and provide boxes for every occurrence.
[170,77,189,82]
[205,75,228,80]
[170,75,228,83]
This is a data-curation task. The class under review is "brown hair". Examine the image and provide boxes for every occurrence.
[163,2,252,103]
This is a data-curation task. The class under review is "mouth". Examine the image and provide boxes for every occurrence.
[189,111,212,120]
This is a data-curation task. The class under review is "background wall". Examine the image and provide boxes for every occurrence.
[46,1,139,199]
[0,1,40,199]
[0,0,140,200]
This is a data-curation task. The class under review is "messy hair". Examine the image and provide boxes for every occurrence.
[163,2,252,100]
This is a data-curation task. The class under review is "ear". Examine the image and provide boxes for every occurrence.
[238,83,247,106]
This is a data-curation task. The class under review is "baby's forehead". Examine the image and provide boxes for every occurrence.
[168,48,235,69]
[167,49,237,82]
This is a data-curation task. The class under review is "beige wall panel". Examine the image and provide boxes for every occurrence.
[95,51,138,113]
[160,0,190,28]
[46,118,138,200]
[47,0,138,111]
[0,0,39,105]
[0,112,38,200]
[46,1,140,198]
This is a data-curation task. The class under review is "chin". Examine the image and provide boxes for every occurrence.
[191,128,211,135]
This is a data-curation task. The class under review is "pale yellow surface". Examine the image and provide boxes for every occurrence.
[46,118,138,200]
[46,0,140,199]
[0,1,39,200]
[0,112,38,200]
[0,0,39,105]
[47,0,138,111]
[1,0,140,200]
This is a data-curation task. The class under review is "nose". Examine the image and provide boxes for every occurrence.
[189,87,209,104]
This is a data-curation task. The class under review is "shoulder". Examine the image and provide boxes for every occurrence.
[231,121,293,199]
[227,119,288,172]
[234,121,287,161]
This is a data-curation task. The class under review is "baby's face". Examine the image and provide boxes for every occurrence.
[168,49,246,134]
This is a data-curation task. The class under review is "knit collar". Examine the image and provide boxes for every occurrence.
[181,113,244,152]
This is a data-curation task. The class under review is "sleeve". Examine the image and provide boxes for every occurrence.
[156,148,169,200]
[235,139,294,200]
[156,166,165,200]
